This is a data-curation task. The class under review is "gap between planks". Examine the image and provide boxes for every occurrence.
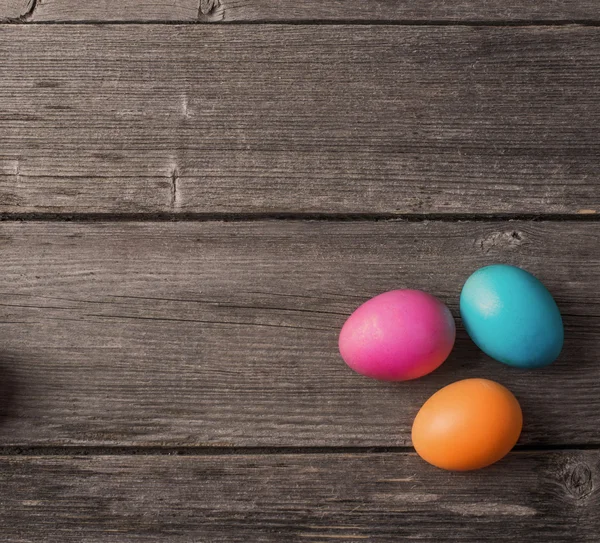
[3,20,600,26]
[1,445,600,456]
[0,213,599,223]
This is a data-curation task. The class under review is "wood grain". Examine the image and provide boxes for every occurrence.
[0,451,598,542]
[0,220,597,447]
[23,0,600,22]
[0,0,32,20]
[2,25,600,215]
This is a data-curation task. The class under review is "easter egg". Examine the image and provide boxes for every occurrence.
[338,290,455,381]
[460,264,563,369]
[412,378,523,471]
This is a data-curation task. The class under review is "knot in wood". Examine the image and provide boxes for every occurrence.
[478,230,524,253]
[200,0,220,15]
[565,463,594,500]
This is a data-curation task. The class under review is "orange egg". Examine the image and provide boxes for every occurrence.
[412,378,522,471]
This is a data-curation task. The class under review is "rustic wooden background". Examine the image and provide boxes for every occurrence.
[1,1,599,541]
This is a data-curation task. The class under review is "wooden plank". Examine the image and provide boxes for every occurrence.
[28,0,201,21]
[1,25,600,216]
[0,0,32,20]
[0,220,598,447]
[0,451,598,541]
[24,0,600,22]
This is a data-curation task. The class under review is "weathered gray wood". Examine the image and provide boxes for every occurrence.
[27,0,202,21]
[23,0,600,22]
[0,451,598,542]
[0,0,32,20]
[1,25,600,215]
[0,220,597,447]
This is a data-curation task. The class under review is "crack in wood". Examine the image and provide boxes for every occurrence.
[170,167,179,209]
[85,313,336,332]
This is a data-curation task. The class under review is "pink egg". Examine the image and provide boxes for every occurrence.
[339,290,456,381]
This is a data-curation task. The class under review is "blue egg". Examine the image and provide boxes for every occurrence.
[460,265,563,368]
